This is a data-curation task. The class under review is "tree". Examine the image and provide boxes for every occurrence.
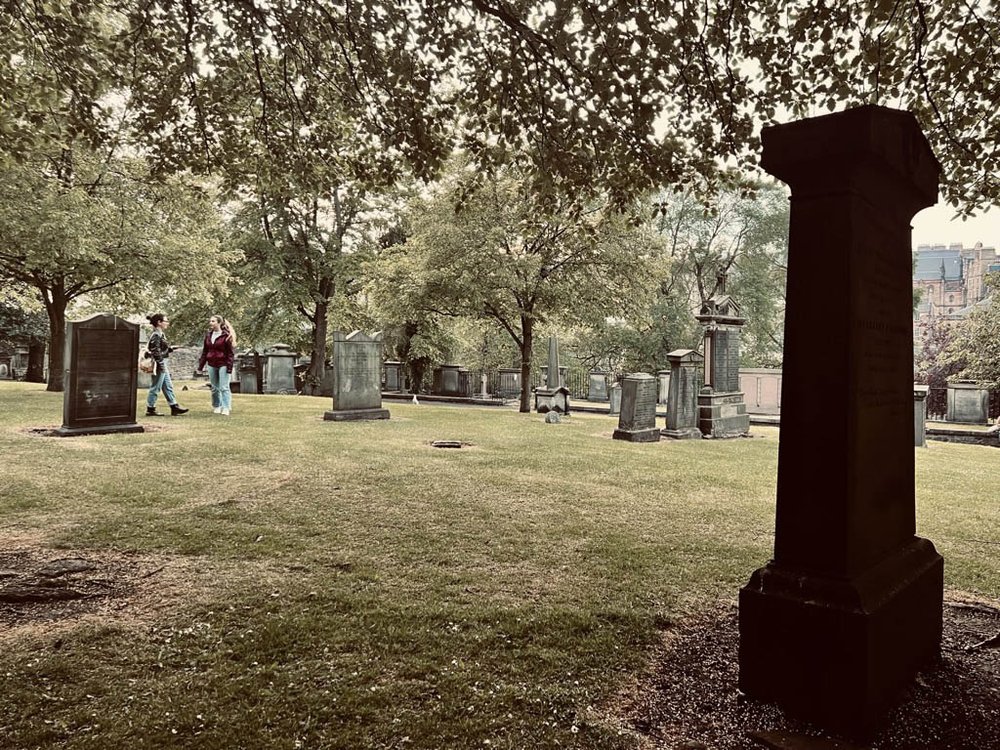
[5,3,995,215]
[368,163,663,412]
[944,272,1000,389]
[0,147,230,390]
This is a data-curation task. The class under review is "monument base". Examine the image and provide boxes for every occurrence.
[54,423,145,437]
[535,387,570,415]
[739,537,943,738]
[323,408,390,422]
[698,390,750,438]
[661,427,703,440]
[612,427,661,443]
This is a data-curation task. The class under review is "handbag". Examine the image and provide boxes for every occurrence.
[138,351,155,374]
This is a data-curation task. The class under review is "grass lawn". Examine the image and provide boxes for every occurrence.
[1,380,998,749]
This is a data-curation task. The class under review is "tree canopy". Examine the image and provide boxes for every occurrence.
[3,2,997,214]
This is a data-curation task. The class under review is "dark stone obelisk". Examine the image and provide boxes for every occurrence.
[739,106,944,737]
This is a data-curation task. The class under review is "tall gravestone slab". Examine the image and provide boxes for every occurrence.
[433,364,465,397]
[384,360,406,392]
[612,373,660,442]
[657,369,671,404]
[324,331,390,421]
[739,106,944,737]
[56,314,143,437]
[498,368,521,399]
[662,349,703,440]
[587,370,609,401]
[608,382,622,416]
[696,288,750,438]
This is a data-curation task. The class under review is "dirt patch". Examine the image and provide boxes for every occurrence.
[613,594,1000,749]
[0,545,208,642]
[21,423,169,437]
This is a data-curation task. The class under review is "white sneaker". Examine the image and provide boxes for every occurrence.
[221,408,230,416]
[213,407,222,414]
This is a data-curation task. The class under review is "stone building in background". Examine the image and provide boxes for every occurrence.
[912,241,999,328]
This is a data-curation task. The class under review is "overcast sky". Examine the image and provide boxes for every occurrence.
[912,204,998,250]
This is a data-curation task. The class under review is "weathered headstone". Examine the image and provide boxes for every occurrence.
[238,352,263,395]
[263,344,297,393]
[608,382,622,416]
[433,364,464,397]
[945,380,989,424]
[612,373,660,442]
[498,368,521,399]
[656,369,671,404]
[324,331,390,421]
[696,280,750,438]
[384,360,406,392]
[587,370,609,401]
[739,105,944,737]
[914,385,929,448]
[662,349,703,440]
[535,336,570,414]
[55,314,144,437]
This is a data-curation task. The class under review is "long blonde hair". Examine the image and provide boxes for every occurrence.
[212,315,238,347]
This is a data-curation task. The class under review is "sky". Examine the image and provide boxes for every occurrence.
[911,204,998,250]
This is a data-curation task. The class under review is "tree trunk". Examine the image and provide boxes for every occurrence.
[303,298,330,396]
[26,336,46,382]
[518,315,533,413]
[43,289,68,392]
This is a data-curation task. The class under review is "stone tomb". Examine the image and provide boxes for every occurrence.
[262,344,297,393]
[945,380,989,424]
[384,360,406,392]
[56,314,144,437]
[739,105,944,738]
[662,349,703,440]
[324,331,390,421]
[612,373,660,442]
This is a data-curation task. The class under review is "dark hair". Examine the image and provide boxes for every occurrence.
[147,313,166,327]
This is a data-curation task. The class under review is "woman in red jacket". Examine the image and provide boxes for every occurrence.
[198,315,236,415]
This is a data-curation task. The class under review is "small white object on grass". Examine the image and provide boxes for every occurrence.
[412,394,419,405]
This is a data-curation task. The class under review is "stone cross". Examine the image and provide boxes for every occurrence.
[739,105,943,738]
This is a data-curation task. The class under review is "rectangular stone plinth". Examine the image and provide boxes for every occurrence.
[54,423,145,437]
[698,391,749,438]
[323,408,390,422]
[739,537,943,738]
[535,387,570,414]
[612,427,660,443]
[661,427,702,440]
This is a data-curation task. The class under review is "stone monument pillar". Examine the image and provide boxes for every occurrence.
[696,279,750,438]
[914,385,929,448]
[56,314,144,437]
[739,106,944,737]
[534,336,570,414]
[662,349,703,440]
[612,373,660,442]
[324,331,390,421]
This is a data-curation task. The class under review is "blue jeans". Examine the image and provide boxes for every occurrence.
[146,361,178,408]
[208,365,232,410]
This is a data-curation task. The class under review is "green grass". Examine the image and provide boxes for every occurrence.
[0,380,997,749]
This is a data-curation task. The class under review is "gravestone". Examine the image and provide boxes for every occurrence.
[608,382,622,416]
[588,370,609,401]
[324,331,390,421]
[433,364,464,396]
[612,373,660,442]
[662,349,704,440]
[384,360,406,392]
[535,336,570,414]
[263,344,297,393]
[56,314,144,437]
[657,369,671,404]
[696,280,750,438]
[914,385,929,448]
[739,105,944,738]
[498,368,521,399]
[945,380,989,424]
[238,352,263,395]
